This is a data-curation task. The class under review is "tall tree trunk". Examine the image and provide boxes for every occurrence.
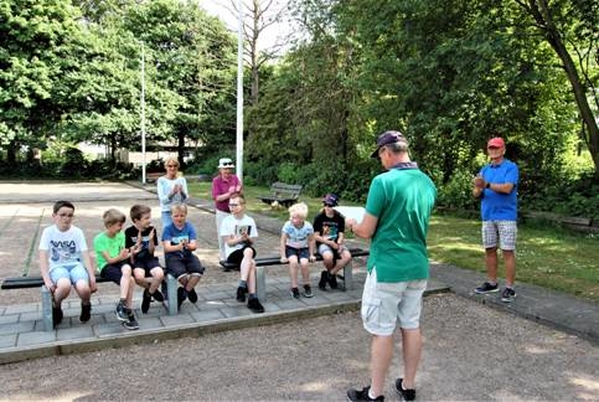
[525,0,599,176]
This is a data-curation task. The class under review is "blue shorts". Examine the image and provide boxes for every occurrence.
[285,246,309,261]
[165,252,204,280]
[50,263,89,285]
[100,261,132,284]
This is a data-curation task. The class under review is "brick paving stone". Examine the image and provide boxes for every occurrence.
[0,321,35,335]
[0,333,16,349]
[159,313,196,327]
[56,325,95,341]
[17,330,57,347]
[190,309,227,322]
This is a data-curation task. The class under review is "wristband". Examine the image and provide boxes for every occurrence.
[485,182,490,189]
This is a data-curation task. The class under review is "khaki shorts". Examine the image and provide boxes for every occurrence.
[361,267,426,336]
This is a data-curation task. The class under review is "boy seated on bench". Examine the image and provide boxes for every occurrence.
[220,194,265,313]
[39,201,97,328]
[313,194,352,291]
[280,202,316,299]
[125,204,165,314]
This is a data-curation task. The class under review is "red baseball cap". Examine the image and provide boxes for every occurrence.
[487,137,505,148]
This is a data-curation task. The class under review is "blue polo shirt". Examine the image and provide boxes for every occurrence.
[479,158,519,221]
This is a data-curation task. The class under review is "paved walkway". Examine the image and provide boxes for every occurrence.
[0,180,597,366]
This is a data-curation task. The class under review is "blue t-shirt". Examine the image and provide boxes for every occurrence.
[162,222,197,257]
[281,221,314,249]
[479,158,519,221]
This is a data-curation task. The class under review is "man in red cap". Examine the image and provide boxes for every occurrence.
[472,137,519,303]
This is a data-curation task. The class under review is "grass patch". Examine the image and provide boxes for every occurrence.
[187,181,599,302]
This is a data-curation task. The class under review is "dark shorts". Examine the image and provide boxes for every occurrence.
[227,245,257,265]
[100,261,131,285]
[285,246,309,260]
[132,256,162,276]
[165,252,204,280]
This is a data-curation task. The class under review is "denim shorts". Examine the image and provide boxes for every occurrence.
[482,220,517,250]
[285,246,309,261]
[50,263,89,285]
[361,267,427,336]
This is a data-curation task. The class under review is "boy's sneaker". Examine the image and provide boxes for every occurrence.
[79,302,92,323]
[123,311,139,330]
[151,289,165,302]
[115,300,128,322]
[501,287,517,303]
[347,386,385,401]
[52,306,64,328]
[247,298,265,313]
[187,287,198,303]
[303,284,314,298]
[318,270,329,290]
[474,281,499,294]
[141,289,152,314]
[177,287,187,309]
[290,287,300,299]
[328,273,338,289]
[236,286,246,302]
[395,378,416,401]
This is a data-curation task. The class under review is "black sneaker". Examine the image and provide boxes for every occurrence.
[328,273,338,289]
[501,287,517,303]
[318,270,329,290]
[52,306,63,328]
[236,286,246,302]
[290,287,300,299]
[303,284,314,298]
[141,289,151,314]
[474,281,499,294]
[395,378,416,401]
[79,302,91,323]
[347,386,384,401]
[151,289,165,302]
[177,287,187,309]
[115,300,128,322]
[247,298,265,313]
[187,287,198,303]
[123,311,139,330]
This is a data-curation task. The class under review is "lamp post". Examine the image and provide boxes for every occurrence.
[236,0,244,181]
[141,42,147,185]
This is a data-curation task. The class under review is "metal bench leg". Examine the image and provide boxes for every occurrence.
[166,274,178,315]
[256,266,266,302]
[41,285,53,331]
[343,261,354,291]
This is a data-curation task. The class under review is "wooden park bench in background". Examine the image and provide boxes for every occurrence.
[219,247,369,302]
[1,274,181,331]
[257,182,303,208]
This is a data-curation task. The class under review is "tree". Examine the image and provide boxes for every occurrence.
[514,0,599,175]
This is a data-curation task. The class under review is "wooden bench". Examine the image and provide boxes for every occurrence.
[145,172,163,183]
[257,182,303,208]
[219,248,369,302]
[1,274,180,331]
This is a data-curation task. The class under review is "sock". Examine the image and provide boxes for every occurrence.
[119,298,126,305]
[239,280,248,288]
[368,388,379,399]
[248,293,257,300]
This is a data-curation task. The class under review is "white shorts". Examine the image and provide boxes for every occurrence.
[482,220,517,250]
[361,267,426,336]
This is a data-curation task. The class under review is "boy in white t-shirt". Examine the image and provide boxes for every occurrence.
[219,194,265,313]
[39,201,97,328]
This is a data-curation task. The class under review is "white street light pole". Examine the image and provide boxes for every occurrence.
[236,0,244,181]
[141,42,147,185]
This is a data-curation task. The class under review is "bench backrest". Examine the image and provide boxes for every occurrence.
[271,182,303,198]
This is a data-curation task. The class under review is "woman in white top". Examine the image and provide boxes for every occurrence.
[157,157,188,228]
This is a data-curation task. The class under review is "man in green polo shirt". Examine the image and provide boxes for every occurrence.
[346,130,436,402]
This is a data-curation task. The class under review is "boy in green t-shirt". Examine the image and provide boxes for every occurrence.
[94,208,138,330]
